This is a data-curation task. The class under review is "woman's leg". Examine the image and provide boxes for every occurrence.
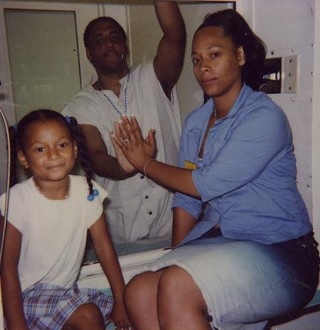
[125,266,211,330]
[125,270,163,330]
[62,302,105,330]
[158,265,211,330]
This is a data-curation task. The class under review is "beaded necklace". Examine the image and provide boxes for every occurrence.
[97,72,130,116]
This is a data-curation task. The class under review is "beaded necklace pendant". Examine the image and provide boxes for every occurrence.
[98,72,130,116]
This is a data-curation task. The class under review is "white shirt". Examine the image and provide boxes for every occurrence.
[0,175,107,291]
[62,62,181,243]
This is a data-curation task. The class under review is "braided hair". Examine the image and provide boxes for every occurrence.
[196,9,266,91]
[9,125,18,188]
[10,109,95,197]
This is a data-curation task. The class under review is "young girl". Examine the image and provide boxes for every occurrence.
[0,109,131,330]
[111,9,319,330]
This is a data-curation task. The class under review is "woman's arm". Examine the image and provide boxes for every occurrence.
[80,124,136,180]
[172,207,197,247]
[1,223,28,330]
[113,102,291,202]
[112,116,201,198]
[89,215,131,330]
[153,0,186,97]
[143,158,200,198]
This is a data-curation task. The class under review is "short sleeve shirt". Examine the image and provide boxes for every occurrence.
[0,175,108,291]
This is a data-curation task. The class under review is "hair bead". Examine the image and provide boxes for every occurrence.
[87,189,99,201]
[65,116,71,124]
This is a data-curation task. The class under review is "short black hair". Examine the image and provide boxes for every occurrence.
[83,16,127,48]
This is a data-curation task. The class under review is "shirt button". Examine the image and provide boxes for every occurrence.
[145,195,149,199]
[149,211,153,215]
[140,175,145,179]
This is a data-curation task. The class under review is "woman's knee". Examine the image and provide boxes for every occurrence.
[157,266,210,329]
[124,271,161,308]
[158,266,207,312]
[158,266,194,296]
[124,272,150,304]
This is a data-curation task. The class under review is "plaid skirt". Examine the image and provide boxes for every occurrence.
[21,282,113,330]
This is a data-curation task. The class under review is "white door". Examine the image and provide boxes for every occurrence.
[4,9,80,121]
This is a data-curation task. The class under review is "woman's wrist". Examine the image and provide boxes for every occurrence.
[143,159,156,178]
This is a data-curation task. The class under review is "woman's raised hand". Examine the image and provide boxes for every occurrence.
[111,115,157,172]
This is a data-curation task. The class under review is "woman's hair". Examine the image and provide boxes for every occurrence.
[83,16,127,48]
[9,109,95,196]
[196,9,266,91]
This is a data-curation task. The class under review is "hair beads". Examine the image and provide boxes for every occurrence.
[87,189,99,201]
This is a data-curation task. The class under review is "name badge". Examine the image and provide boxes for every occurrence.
[184,160,197,170]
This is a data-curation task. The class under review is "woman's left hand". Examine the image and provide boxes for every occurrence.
[111,120,136,174]
[111,115,157,172]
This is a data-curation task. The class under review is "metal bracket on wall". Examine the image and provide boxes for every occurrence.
[283,55,298,94]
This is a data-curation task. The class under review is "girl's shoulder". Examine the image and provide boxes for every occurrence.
[7,177,34,199]
[69,175,108,201]
[1,178,35,228]
[69,175,99,188]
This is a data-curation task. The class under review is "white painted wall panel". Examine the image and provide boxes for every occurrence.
[239,0,315,220]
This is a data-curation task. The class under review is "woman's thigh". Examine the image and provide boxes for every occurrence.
[148,235,319,329]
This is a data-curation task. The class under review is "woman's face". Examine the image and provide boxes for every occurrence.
[192,26,245,99]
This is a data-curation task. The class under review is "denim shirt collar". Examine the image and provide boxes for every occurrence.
[213,83,252,120]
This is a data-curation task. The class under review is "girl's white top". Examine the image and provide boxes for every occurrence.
[0,175,108,291]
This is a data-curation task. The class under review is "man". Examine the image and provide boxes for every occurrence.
[62,1,186,244]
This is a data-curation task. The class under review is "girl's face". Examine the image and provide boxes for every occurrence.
[18,120,77,183]
[192,26,245,99]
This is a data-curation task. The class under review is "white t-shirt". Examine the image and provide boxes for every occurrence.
[62,62,181,243]
[0,175,107,292]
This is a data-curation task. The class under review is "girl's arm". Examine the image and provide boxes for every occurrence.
[1,223,28,330]
[89,214,131,330]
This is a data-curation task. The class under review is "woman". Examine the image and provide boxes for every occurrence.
[111,9,319,330]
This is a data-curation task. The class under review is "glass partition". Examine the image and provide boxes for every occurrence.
[0,1,235,263]
[0,106,11,269]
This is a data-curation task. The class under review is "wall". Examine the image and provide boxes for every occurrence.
[237,1,320,328]
[237,0,317,242]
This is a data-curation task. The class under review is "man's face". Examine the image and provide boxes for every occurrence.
[86,20,128,74]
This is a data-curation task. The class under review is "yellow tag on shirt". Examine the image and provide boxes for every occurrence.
[184,160,197,170]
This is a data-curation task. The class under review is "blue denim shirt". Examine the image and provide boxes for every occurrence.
[174,84,311,245]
